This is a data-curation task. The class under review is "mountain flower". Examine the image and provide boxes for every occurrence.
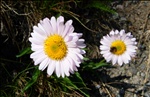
[100,29,137,66]
[29,16,86,77]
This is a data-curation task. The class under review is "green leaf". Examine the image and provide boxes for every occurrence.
[60,72,90,97]
[87,1,115,14]
[74,72,86,87]
[92,61,108,69]
[22,67,40,93]
[82,60,109,70]
[16,47,32,58]
[83,57,90,61]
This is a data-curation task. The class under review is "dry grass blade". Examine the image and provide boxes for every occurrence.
[143,43,150,84]
[101,82,115,97]
[2,1,31,16]
[66,11,99,33]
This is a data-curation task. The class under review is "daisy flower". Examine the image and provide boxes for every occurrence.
[29,16,86,77]
[100,29,137,66]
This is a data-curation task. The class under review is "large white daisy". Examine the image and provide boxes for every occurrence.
[100,29,137,66]
[29,16,86,77]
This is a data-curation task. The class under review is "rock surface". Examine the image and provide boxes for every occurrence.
[96,1,150,97]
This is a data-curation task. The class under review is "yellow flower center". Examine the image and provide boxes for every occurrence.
[110,40,126,55]
[44,34,67,60]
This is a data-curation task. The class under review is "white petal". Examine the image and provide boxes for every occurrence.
[41,18,53,36]
[64,36,73,42]
[100,45,109,50]
[47,60,56,76]
[63,26,74,38]
[60,62,65,78]
[69,34,78,42]
[110,30,115,35]
[69,64,78,74]
[115,30,119,34]
[62,59,70,76]
[124,52,131,61]
[73,59,80,67]
[68,26,74,34]
[29,38,43,45]
[101,35,112,46]
[127,47,136,52]
[62,20,73,37]
[112,55,118,65]
[100,37,109,45]
[127,32,131,37]
[124,38,134,45]
[55,61,61,77]
[50,16,57,33]
[103,52,112,58]
[122,53,129,64]
[56,16,65,35]
[30,49,44,59]
[38,23,48,36]
[105,54,113,62]
[69,48,84,61]
[33,26,46,37]
[121,34,127,41]
[66,56,74,71]
[76,33,83,38]
[31,44,43,51]
[131,38,136,41]
[134,42,137,45]
[76,39,86,48]
[31,33,45,42]
[120,29,125,35]
[67,52,80,67]
[118,56,123,66]
[66,41,77,48]
[68,48,80,53]
[81,49,86,54]
[39,58,49,71]
[100,50,110,54]
[34,54,47,65]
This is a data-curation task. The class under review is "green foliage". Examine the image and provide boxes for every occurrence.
[86,1,115,13]
[16,47,32,58]
[82,59,109,70]
[22,67,41,93]
[53,72,90,97]
[36,0,76,17]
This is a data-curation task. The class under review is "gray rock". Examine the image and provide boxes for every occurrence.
[95,84,100,89]
[134,94,137,97]
[112,12,119,20]
[116,5,124,11]
[120,17,127,22]
[146,82,150,86]
[140,72,145,77]
[144,92,150,97]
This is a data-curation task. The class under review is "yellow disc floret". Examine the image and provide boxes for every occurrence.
[110,40,126,55]
[44,34,67,60]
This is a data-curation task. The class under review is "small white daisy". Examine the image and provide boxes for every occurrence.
[100,29,137,66]
[29,16,86,77]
